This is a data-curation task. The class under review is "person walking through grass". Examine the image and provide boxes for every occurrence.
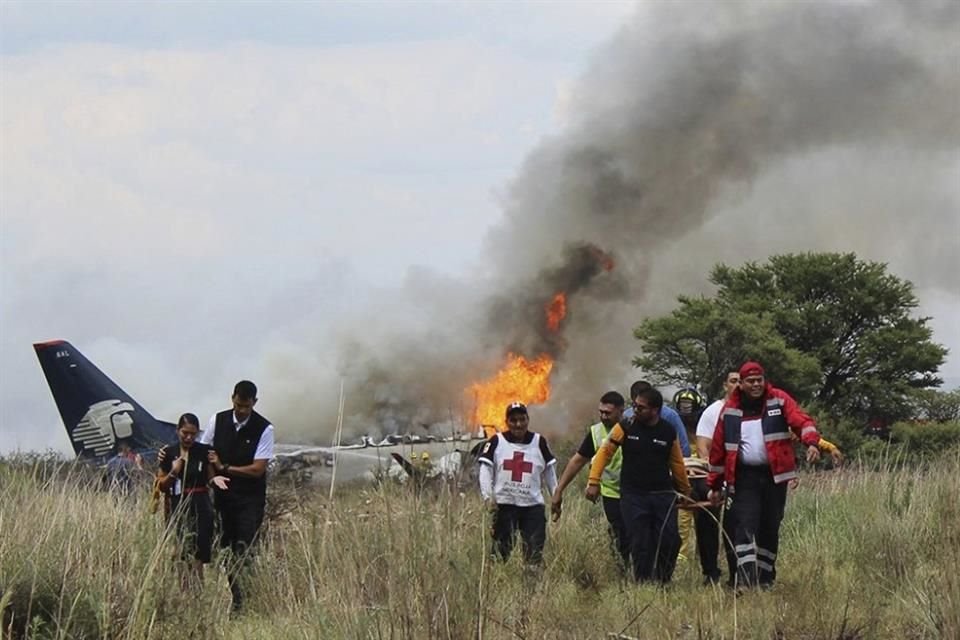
[672,386,706,566]
[693,370,741,585]
[587,387,691,584]
[478,402,558,565]
[550,391,631,571]
[707,361,821,589]
[157,413,230,587]
[199,380,275,611]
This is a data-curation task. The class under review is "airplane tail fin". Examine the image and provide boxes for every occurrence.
[33,340,177,460]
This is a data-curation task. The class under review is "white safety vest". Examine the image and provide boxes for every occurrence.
[492,432,548,507]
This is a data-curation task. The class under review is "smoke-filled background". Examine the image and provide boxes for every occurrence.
[2,1,958,452]
[330,0,960,437]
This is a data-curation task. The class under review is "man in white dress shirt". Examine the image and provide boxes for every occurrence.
[199,380,275,611]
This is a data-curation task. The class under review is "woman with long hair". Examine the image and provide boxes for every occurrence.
[157,413,230,586]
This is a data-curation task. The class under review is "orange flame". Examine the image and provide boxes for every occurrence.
[545,292,567,332]
[590,246,615,272]
[469,353,554,431]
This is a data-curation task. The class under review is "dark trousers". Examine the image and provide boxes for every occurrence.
[729,465,787,588]
[690,477,737,582]
[619,492,680,584]
[215,491,265,609]
[491,504,546,564]
[169,494,214,563]
[602,496,631,571]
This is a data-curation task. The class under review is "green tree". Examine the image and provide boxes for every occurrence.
[633,297,821,401]
[634,253,947,418]
[913,388,960,423]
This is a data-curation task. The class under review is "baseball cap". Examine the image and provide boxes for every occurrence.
[505,402,528,417]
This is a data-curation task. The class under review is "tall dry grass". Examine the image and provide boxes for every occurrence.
[2,450,958,639]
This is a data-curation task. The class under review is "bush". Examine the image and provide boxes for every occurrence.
[810,414,960,469]
[912,388,960,423]
[889,420,960,459]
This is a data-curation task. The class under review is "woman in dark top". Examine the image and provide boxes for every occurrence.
[158,413,229,583]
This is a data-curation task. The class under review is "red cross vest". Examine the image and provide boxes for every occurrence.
[492,432,548,507]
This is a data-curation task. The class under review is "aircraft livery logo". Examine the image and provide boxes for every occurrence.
[73,400,136,456]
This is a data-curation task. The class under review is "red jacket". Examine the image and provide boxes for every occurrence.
[708,384,819,491]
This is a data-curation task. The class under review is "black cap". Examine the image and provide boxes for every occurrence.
[505,402,528,417]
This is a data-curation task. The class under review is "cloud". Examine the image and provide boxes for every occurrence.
[3,1,957,455]
[0,25,610,452]
[3,34,600,265]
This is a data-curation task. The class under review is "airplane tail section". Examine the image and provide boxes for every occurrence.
[33,340,177,460]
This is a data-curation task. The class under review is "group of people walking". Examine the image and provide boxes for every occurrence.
[481,361,837,590]
[153,362,834,612]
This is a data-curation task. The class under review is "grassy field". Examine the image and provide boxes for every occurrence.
[2,450,959,640]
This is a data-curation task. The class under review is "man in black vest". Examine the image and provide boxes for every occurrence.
[198,380,274,611]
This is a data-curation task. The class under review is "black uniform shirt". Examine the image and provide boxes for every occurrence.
[615,418,678,494]
[577,428,599,458]
[160,443,212,494]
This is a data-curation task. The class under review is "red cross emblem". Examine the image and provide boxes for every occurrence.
[502,451,533,482]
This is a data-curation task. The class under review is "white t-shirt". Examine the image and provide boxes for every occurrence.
[696,399,725,441]
[198,412,275,460]
[738,418,769,465]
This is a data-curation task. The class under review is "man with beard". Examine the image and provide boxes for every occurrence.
[707,362,820,589]
[624,380,691,456]
[550,391,630,569]
[587,387,691,584]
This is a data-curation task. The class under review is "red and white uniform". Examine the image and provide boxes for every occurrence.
[708,384,819,490]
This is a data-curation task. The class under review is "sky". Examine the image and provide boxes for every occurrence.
[0,0,639,453]
[1,1,957,455]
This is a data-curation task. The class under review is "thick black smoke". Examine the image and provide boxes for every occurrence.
[276,0,959,441]
[484,243,622,358]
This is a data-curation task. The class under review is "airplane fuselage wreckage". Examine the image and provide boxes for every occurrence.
[33,340,483,486]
